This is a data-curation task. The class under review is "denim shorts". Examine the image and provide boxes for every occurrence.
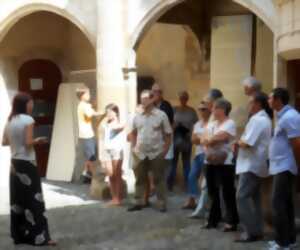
[80,138,97,162]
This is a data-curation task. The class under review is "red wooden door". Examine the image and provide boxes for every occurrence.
[287,60,300,192]
[19,59,62,177]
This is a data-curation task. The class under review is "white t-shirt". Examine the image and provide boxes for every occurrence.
[193,121,206,156]
[77,101,95,139]
[236,110,272,177]
[5,114,36,162]
[206,119,236,165]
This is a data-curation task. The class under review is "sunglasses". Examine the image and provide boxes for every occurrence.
[198,108,208,111]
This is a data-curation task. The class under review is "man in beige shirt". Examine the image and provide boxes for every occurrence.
[128,90,172,212]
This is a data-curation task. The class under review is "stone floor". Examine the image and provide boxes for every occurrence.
[0,179,288,250]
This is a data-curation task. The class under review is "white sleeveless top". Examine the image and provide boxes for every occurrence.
[102,121,124,151]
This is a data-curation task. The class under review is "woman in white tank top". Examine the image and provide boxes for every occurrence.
[99,104,125,206]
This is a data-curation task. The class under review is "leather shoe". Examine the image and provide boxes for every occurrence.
[159,207,167,213]
[127,205,143,212]
[201,223,217,229]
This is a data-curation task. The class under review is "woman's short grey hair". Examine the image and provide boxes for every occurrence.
[214,98,232,116]
[242,76,262,92]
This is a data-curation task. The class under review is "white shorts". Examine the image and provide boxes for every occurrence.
[100,149,123,162]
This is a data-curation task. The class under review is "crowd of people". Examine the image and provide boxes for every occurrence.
[2,76,300,250]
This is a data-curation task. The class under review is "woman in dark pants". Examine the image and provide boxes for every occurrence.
[2,93,56,246]
[202,98,239,231]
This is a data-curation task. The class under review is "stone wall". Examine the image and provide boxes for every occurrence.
[137,23,209,107]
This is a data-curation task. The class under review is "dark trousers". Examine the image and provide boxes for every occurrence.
[167,144,192,190]
[205,164,239,226]
[272,171,296,247]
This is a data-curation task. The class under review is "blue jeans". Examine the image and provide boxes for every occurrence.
[167,144,192,190]
[188,153,205,197]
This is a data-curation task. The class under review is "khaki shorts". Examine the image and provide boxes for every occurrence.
[100,149,123,162]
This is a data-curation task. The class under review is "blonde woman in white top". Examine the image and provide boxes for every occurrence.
[99,104,125,206]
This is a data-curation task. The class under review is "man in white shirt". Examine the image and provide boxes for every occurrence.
[267,88,300,250]
[127,90,172,212]
[235,93,272,242]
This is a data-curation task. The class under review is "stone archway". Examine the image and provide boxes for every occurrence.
[0,3,95,48]
[0,7,97,183]
[129,0,276,51]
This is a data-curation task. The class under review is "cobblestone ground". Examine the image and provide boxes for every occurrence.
[0,180,289,250]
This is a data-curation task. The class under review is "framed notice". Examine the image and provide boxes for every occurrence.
[30,78,43,90]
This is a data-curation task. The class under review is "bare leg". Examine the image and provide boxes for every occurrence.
[182,197,196,209]
[149,173,155,195]
[102,161,117,202]
[86,160,96,177]
[144,177,150,205]
[112,159,123,204]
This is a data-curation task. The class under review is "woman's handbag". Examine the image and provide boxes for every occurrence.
[205,145,228,165]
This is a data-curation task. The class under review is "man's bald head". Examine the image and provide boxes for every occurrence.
[152,83,163,104]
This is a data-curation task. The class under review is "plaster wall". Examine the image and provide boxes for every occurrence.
[210,15,253,131]
[0,0,97,47]
[277,0,300,60]
[137,23,209,107]
[255,19,274,94]
[0,57,18,142]
[129,0,277,49]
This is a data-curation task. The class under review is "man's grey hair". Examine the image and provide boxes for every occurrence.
[214,98,232,116]
[242,76,262,92]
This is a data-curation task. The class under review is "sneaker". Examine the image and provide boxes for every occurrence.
[267,241,291,250]
[82,170,92,178]
[80,175,91,184]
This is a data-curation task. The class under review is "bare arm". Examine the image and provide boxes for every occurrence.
[192,133,201,145]
[163,133,171,157]
[290,137,300,168]
[2,129,9,146]
[206,131,231,146]
[127,129,137,144]
[238,140,251,149]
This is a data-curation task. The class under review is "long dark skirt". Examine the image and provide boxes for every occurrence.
[10,159,51,246]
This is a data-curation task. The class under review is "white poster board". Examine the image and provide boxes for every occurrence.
[30,78,43,90]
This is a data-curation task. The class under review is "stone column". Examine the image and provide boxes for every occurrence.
[96,1,137,193]
[96,0,135,119]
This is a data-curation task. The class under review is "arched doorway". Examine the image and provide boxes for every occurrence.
[0,10,96,181]
[134,0,275,189]
[19,59,62,177]
[134,0,275,111]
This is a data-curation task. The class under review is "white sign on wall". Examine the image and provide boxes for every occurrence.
[30,78,43,90]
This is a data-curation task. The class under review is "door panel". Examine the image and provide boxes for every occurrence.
[287,60,300,192]
[19,59,62,177]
